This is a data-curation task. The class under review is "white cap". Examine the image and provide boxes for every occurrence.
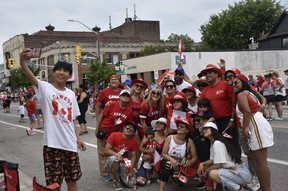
[119,89,130,96]
[151,117,167,129]
[199,122,218,132]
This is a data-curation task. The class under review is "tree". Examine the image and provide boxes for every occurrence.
[10,65,40,89]
[166,33,195,51]
[200,0,285,49]
[86,59,115,87]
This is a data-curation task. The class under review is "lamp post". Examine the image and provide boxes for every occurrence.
[68,19,101,62]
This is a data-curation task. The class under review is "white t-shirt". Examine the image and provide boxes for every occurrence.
[35,80,80,152]
[18,105,25,115]
[210,140,237,169]
[176,81,201,97]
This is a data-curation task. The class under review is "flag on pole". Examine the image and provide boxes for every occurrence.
[157,70,175,85]
[178,37,184,64]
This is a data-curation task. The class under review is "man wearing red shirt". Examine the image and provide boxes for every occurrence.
[95,89,133,182]
[104,122,138,190]
[24,93,37,135]
[95,75,122,121]
[200,64,241,154]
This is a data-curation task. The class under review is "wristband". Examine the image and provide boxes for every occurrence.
[230,118,234,122]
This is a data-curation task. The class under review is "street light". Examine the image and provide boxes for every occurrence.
[68,19,101,62]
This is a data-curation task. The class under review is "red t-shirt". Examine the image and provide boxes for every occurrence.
[200,80,234,119]
[25,99,36,116]
[96,88,121,109]
[106,132,138,155]
[129,98,144,124]
[139,102,162,126]
[100,101,132,138]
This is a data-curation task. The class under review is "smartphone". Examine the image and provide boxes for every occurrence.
[27,48,41,58]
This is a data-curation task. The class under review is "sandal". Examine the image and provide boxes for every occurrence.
[79,132,85,135]
[84,130,88,134]
[146,179,151,186]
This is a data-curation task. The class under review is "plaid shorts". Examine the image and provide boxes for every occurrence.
[43,146,82,185]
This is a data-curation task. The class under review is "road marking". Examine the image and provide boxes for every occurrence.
[1,120,288,166]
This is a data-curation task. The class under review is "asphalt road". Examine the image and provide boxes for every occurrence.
[0,102,288,191]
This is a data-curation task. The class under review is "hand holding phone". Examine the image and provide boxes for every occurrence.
[26,48,41,58]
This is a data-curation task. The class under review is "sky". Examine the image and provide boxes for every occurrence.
[1,0,284,64]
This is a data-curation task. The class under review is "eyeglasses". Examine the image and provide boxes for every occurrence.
[226,75,236,80]
[166,85,174,89]
[177,123,187,129]
[152,91,160,96]
[121,93,130,97]
[125,126,135,132]
[156,122,165,125]
[232,81,239,87]
[194,119,201,123]
[135,84,145,89]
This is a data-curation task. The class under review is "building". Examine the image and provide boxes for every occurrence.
[257,10,288,49]
[2,19,160,89]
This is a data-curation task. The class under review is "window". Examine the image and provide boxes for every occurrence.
[282,38,288,48]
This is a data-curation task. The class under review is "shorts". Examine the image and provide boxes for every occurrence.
[264,95,274,104]
[275,95,285,102]
[35,109,43,115]
[29,114,36,121]
[20,114,24,118]
[43,146,82,185]
[248,112,274,151]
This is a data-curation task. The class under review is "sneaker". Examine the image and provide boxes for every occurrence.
[102,175,113,182]
[195,181,206,189]
[30,130,37,135]
[245,176,260,191]
[275,117,283,120]
[113,180,123,191]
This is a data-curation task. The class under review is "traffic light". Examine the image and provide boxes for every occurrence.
[8,58,15,68]
[76,55,80,65]
[65,54,69,62]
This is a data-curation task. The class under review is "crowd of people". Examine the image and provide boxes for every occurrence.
[17,47,287,191]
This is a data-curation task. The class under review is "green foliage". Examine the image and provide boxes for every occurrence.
[86,59,115,87]
[166,33,195,51]
[200,0,285,49]
[10,65,40,89]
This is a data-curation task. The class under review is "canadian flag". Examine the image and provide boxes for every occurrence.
[153,150,161,172]
[178,37,184,63]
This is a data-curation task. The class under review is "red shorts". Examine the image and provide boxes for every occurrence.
[43,146,82,185]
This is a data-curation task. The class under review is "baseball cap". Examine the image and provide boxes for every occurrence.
[119,89,130,96]
[236,74,248,82]
[174,67,185,75]
[199,122,218,132]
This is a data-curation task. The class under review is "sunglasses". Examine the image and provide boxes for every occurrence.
[175,72,183,76]
[152,91,160,96]
[135,84,145,89]
[177,123,187,129]
[226,75,236,80]
[166,85,174,89]
[194,119,201,123]
[121,93,130,97]
[125,125,135,132]
[232,81,239,87]
[156,122,165,125]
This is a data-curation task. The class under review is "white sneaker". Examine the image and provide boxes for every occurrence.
[275,117,283,120]
[245,176,260,191]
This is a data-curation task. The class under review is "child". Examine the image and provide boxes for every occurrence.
[197,98,215,122]
[24,93,36,135]
[139,128,156,185]
[20,49,86,189]
[18,101,25,123]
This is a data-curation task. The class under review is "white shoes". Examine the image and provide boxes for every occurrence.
[275,117,283,120]
[245,176,260,191]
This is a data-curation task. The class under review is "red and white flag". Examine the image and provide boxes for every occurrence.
[154,150,161,172]
[178,37,184,63]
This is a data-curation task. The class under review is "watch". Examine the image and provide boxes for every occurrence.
[230,118,234,122]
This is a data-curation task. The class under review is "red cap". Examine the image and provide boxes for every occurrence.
[182,86,196,94]
[225,68,241,76]
[131,78,148,90]
[200,64,224,77]
[236,74,248,82]
[170,92,188,106]
[174,118,192,129]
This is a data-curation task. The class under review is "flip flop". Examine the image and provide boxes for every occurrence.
[26,129,30,136]
[79,132,85,135]
[84,131,88,134]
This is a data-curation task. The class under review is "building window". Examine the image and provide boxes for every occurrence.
[282,38,288,48]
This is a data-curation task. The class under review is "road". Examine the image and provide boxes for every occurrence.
[0,102,288,191]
